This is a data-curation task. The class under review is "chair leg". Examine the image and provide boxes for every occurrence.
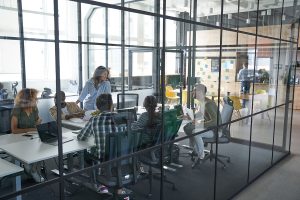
[148,166,153,197]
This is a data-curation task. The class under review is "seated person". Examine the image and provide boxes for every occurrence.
[49,91,85,120]
[132,95,161,147]
[11,88,44,182]
[77,93,125,194]
[183,84,222,159]
[11,88,42,134]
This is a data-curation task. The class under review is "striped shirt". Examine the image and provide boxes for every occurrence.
[78,79,111,110]
[77,111,125,160]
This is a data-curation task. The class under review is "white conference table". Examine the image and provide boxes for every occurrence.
[0,132,94,165]
[62,106,147,130]
[0,158,23,200]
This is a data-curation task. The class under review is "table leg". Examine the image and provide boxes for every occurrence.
[14,160,22,200]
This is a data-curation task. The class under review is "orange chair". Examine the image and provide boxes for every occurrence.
[165,85,179,104]
[229,96,243,119]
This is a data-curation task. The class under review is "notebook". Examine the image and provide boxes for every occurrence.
[37,121,73,146]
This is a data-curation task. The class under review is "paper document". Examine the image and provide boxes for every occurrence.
[69,118,85,123]
[184,107,194,120]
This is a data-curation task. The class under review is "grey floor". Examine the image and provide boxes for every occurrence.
[233,110,300,200]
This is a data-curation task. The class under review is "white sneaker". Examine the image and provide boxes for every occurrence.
[199,151,205,159]
[31,172,44,183]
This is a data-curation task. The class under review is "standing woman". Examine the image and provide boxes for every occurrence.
[76,66,111,110]
[11,88,42,134]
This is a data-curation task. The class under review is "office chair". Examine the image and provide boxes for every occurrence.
[117,93,139,109]
[139,109,182,197]
[192,103,234,169]
[93,129,142,200]
[229,96,242,119]
[165,86,179,104]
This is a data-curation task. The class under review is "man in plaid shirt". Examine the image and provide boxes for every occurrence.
[77,93,125,161]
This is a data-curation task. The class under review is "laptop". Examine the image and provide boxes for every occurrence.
[37,121,73,145]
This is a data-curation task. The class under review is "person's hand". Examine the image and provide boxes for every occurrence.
[75,100,80,104]
[36,118,42,125]
[75,112,85,118]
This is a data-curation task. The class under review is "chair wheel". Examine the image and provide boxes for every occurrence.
[147,193,152,198]
[222,165,226,169]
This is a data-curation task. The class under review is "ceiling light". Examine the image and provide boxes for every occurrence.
[261,10,266,16]
[267,9,271,15]
[216,21,220,26]
[209,8,213,14]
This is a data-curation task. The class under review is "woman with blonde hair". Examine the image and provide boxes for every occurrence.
[11,88,42,134]
[11,88,44,182]
[76,66,111,110]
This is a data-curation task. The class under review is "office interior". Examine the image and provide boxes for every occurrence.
[0,0,300,200]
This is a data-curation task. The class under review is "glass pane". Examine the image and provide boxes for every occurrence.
[273,105,289,163]
[58,0,78,41]
[216,121,250,200]
[22,0,54,39]
[0,0,19,37]
[257,0,283,39]
[238,0,258,35]
[249,109,274,181]
[125,12,155,46]
[2,182,60,200]
[125,0,155,14]
[196,0,221,27]
[0,40,22,99]
[59,43,79,94]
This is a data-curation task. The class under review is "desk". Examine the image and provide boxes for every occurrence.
[62,107,146,130]
[0,132,94,165]
[0,158,23,178]
[0,158,23,200]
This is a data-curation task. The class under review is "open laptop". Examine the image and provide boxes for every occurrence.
[37,121,73,146]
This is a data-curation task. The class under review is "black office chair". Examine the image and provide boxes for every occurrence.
[192,103,234,169]
[93,129,142,200]
[139,109,182,197]
[117,93,139,109]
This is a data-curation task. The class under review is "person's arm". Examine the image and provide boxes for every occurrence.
[11,116,37,134]
[77,81,90,103]
[77,118,93,141]
[131,112,147,129]
[204,102,219,128]
[94,81,111,109]
[65,102,85,119]
[238,69,243,81]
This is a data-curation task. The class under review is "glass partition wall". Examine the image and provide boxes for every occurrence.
[0,0,299,200]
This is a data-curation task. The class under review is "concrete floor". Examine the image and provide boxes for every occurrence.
[233,110,300,200]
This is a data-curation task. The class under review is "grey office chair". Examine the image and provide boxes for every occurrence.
[117,93,139,109]
[192,103,234,169]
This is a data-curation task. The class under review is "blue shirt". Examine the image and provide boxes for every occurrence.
[78,79,111,110]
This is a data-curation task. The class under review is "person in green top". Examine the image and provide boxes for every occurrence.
[10,88,44,183]
[183,84,222,159]
[11,88,42,134]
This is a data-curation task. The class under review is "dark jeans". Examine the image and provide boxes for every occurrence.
[241,80,251,94]
[241,81,250,108]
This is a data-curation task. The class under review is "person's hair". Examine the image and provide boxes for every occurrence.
[194,83,207,95]
[96,93,113,112]
[54,91,66,101]
[92,66,108,88]
[14,88,38,108]
[143,95,158,127]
